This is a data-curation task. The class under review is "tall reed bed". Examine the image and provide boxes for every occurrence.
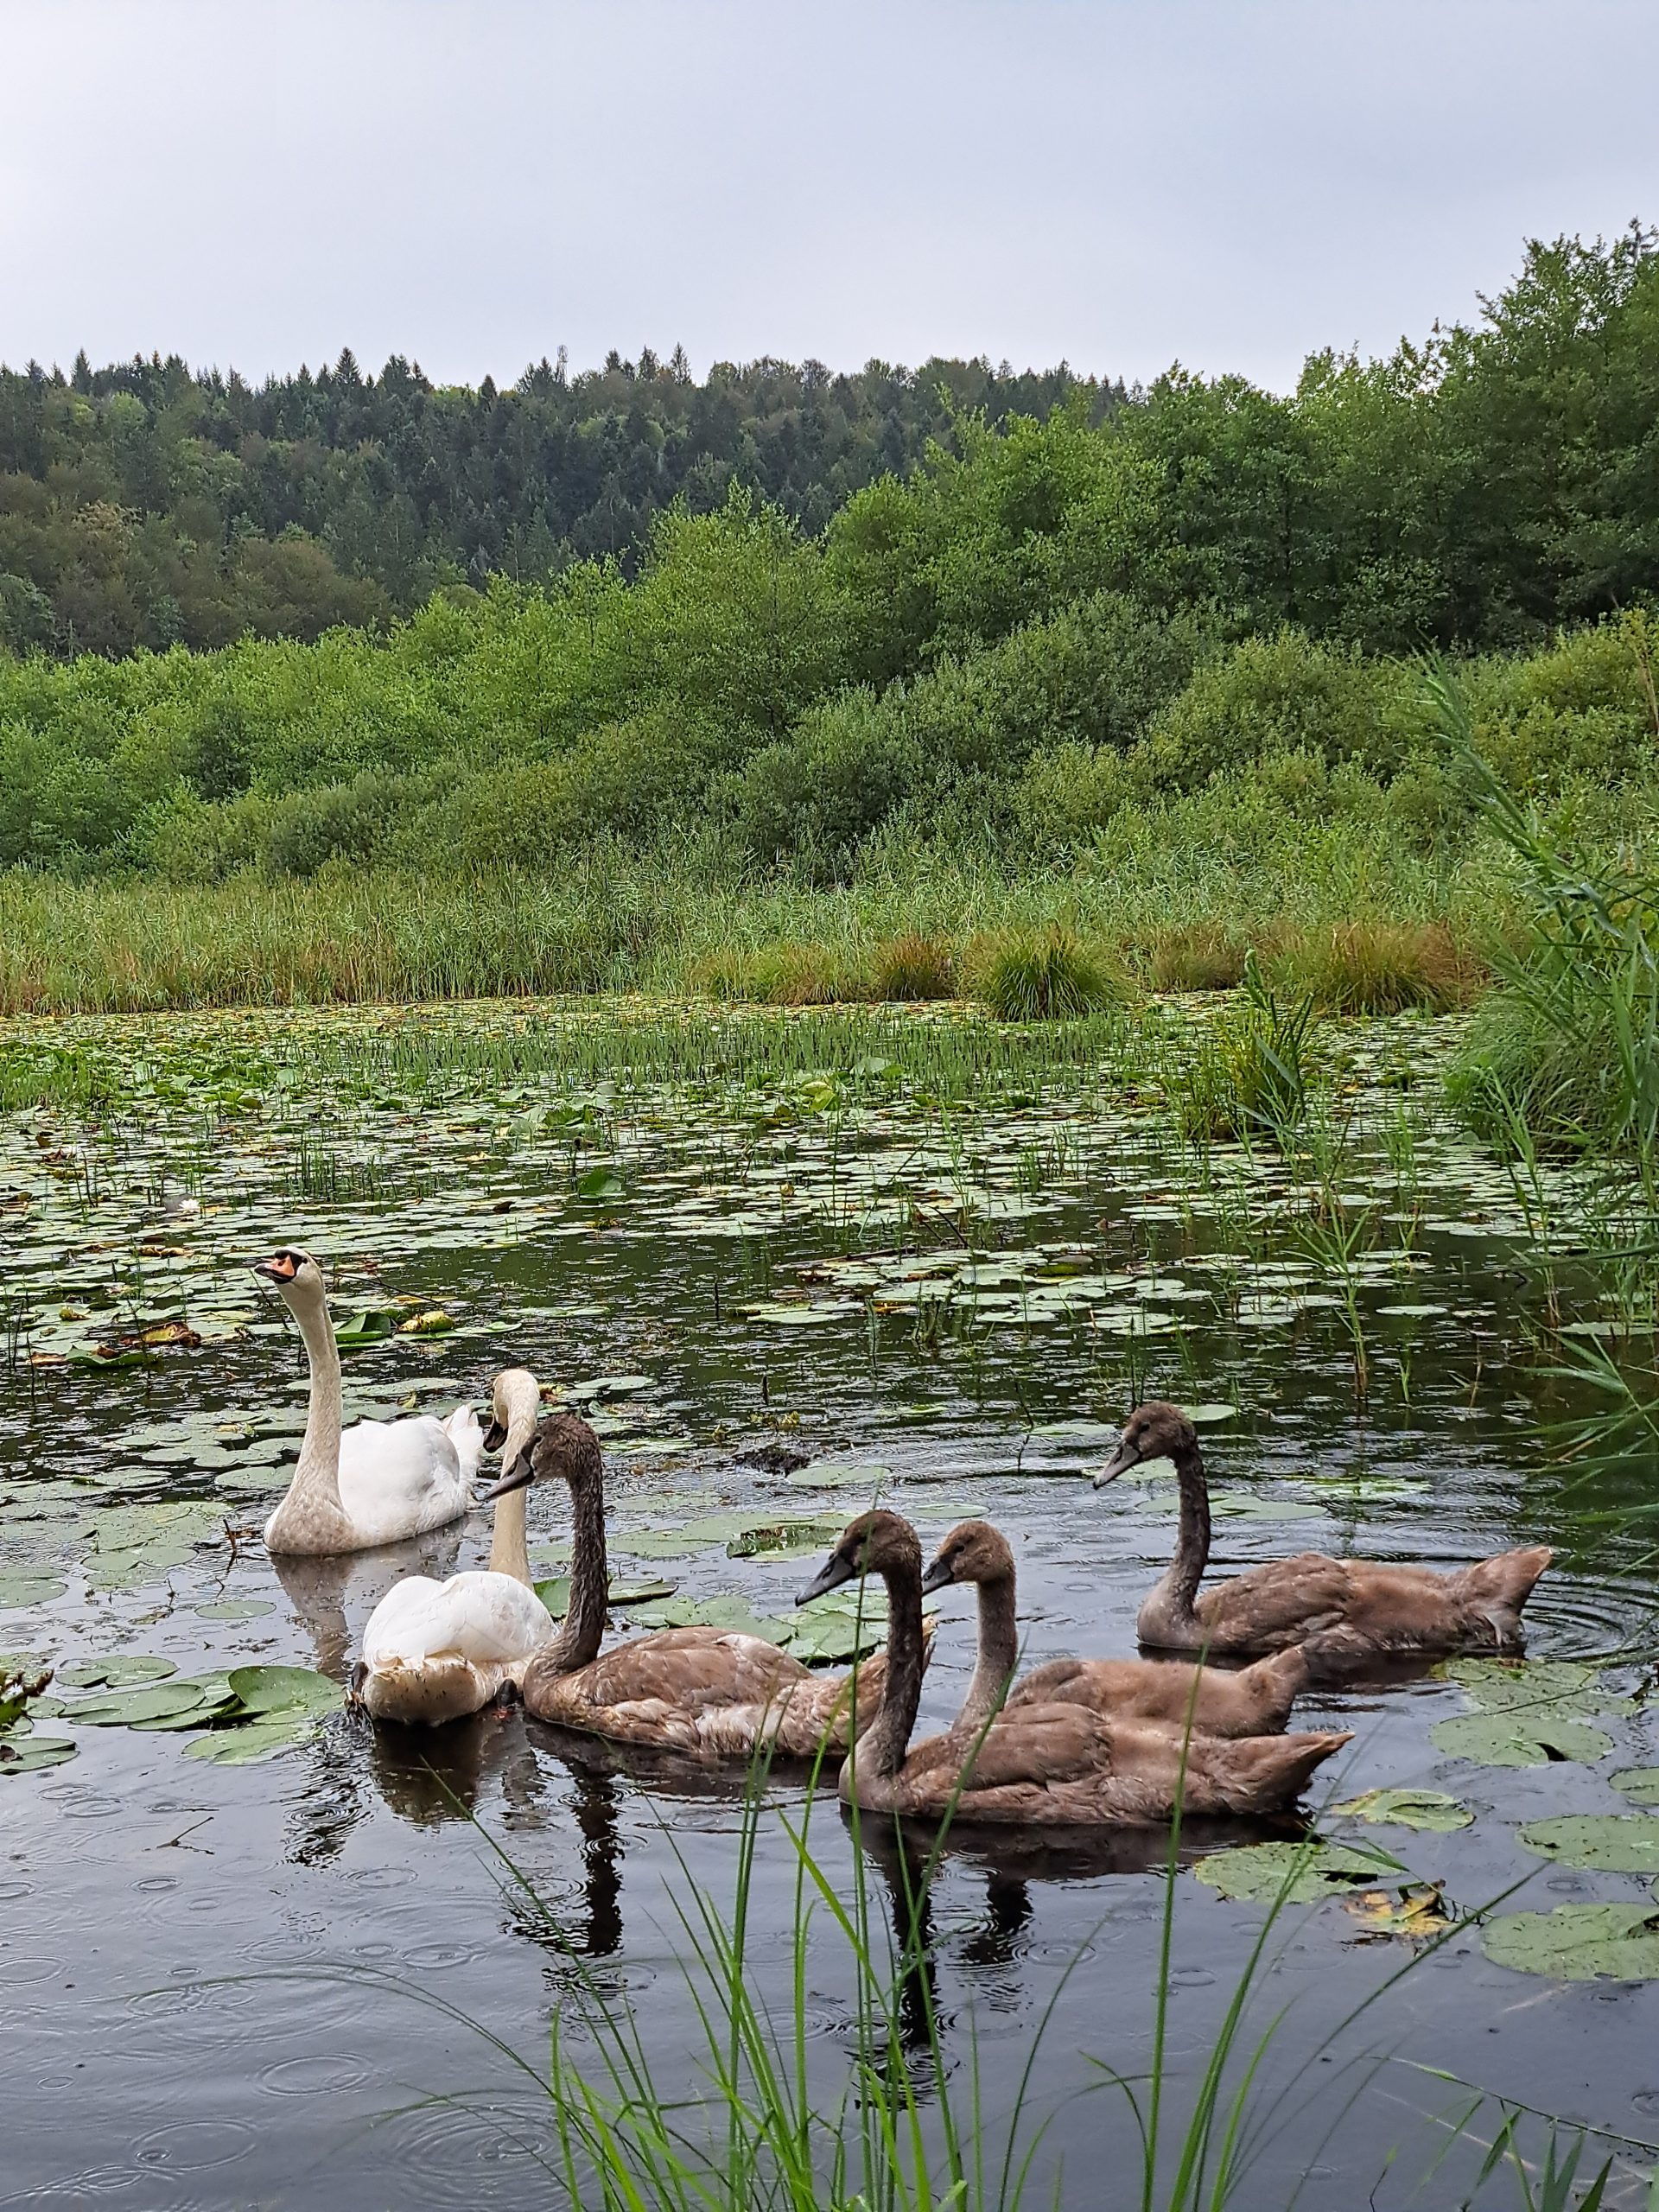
[1433,668,1659,1186]
[1,842,1495,1020]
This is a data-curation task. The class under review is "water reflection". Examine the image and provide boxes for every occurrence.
[270,1525,466,1677]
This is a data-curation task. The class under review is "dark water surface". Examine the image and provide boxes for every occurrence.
[3,1004,1656,2209]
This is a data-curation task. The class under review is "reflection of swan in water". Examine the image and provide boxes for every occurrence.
[270,1524,466,1676]
[363,1706,550,1828]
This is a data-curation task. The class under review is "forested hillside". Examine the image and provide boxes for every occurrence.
[3,228,1658,670]
[0,345,1118,656]
[3,227,1658,903]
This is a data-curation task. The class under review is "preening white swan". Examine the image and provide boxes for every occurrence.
[355,1369,555,1725]
[254,1247,482,1556]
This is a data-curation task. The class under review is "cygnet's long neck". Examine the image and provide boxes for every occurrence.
[487,1400,541,1586]
[956,1568,1018,1734]
[857,1559,927,1780]
[1156,1438,1212,1624]
[544,1457,611,1672]
[283,1274,344,1517]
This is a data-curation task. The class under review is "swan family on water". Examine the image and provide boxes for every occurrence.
[251,1245,1555,1829]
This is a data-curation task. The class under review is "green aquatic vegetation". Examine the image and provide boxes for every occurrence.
[1482,1903,1659,1982]
[1428,1658,1634,1768]
[1332,1788,1474,1833]
[1516,1816,1659,1874]
[62,1681,230,1727]
[1612,1770,1659,1805]
[1193,1837,1407,1905]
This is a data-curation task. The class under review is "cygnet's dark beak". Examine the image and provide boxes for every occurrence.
[797,1551,856,1605]
[918,1553,957,1596]
[1092,1436,1141,1490]
[481,1449,534,1503]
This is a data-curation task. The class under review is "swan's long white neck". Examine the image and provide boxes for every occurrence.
[284,1273,345,1517]
[487,1395,541,1586]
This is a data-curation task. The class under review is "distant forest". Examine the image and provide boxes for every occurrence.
[0,223,1656,668]
[0,344,1121,656]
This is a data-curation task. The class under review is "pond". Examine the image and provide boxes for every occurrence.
[3,998,1656,2209]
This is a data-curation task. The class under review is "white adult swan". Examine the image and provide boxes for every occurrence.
[355,1369,555,1725]
[254,1247,483,1555]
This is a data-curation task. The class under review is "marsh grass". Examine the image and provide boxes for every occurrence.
[975,929,1128,1023]
[272,1748,1644,2212]
[1430,666,1659,1183]
[1274,920,1480,1014]
[1168,954,1318,1145]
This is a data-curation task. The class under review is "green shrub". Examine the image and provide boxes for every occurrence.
[728,688,934,873]
[1142,629,1417,788]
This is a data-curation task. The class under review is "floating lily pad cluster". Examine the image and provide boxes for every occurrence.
[52,1658,343,1764]
[1429,1658,1636,1767]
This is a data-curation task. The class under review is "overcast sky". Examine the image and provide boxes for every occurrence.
[3,0,1655,394]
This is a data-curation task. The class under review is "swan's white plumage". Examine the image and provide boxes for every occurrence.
[363,1568,552,1670]
[354,1369,552,1726]
[255,1249,481,1556]
[328,1406,484,1548]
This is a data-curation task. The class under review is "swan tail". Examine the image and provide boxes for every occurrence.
[1452,1546,1554,1645]
[1238,1645,1311,1728]
[1201,1728,1353,1816]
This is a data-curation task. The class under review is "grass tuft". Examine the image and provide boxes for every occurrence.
[1275,920,1479,1014]
[871,932,958,1001]
[976,928,1127,1022]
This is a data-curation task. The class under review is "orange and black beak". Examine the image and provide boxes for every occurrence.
[252,1251,301,1284]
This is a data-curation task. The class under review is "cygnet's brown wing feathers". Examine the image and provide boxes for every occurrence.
[1192,1553,1357,1651]
[527,1628,905,1757]
[895,1707,1349,1825]
[1007,1651,1305,1738]
[1311,1548,1555,1659]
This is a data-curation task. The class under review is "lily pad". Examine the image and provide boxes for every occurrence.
[1186,1403,1240,1426]
[1516,1816,1659,1874]
[226,1665,343,1717]
[334,1309,397,1347]
[575,1166,626,1200]
[1612,1770,1659,1807]
[726,1518,846,1560]
[0,1575,67,1610]
[1194,1838,1406,1905]
[1333,1788,1473,1833]
[1341,1880,1452,1940]
[1439,1659,1633,1718]
[0,1735,78,1774]
[57,1656,178,1689]
[185,1719,317,1765]
[64,1681,220,1726]
[1482,1904,1659,1981]
[194,1599,276,1621]
[1429,1713,1613,1767]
